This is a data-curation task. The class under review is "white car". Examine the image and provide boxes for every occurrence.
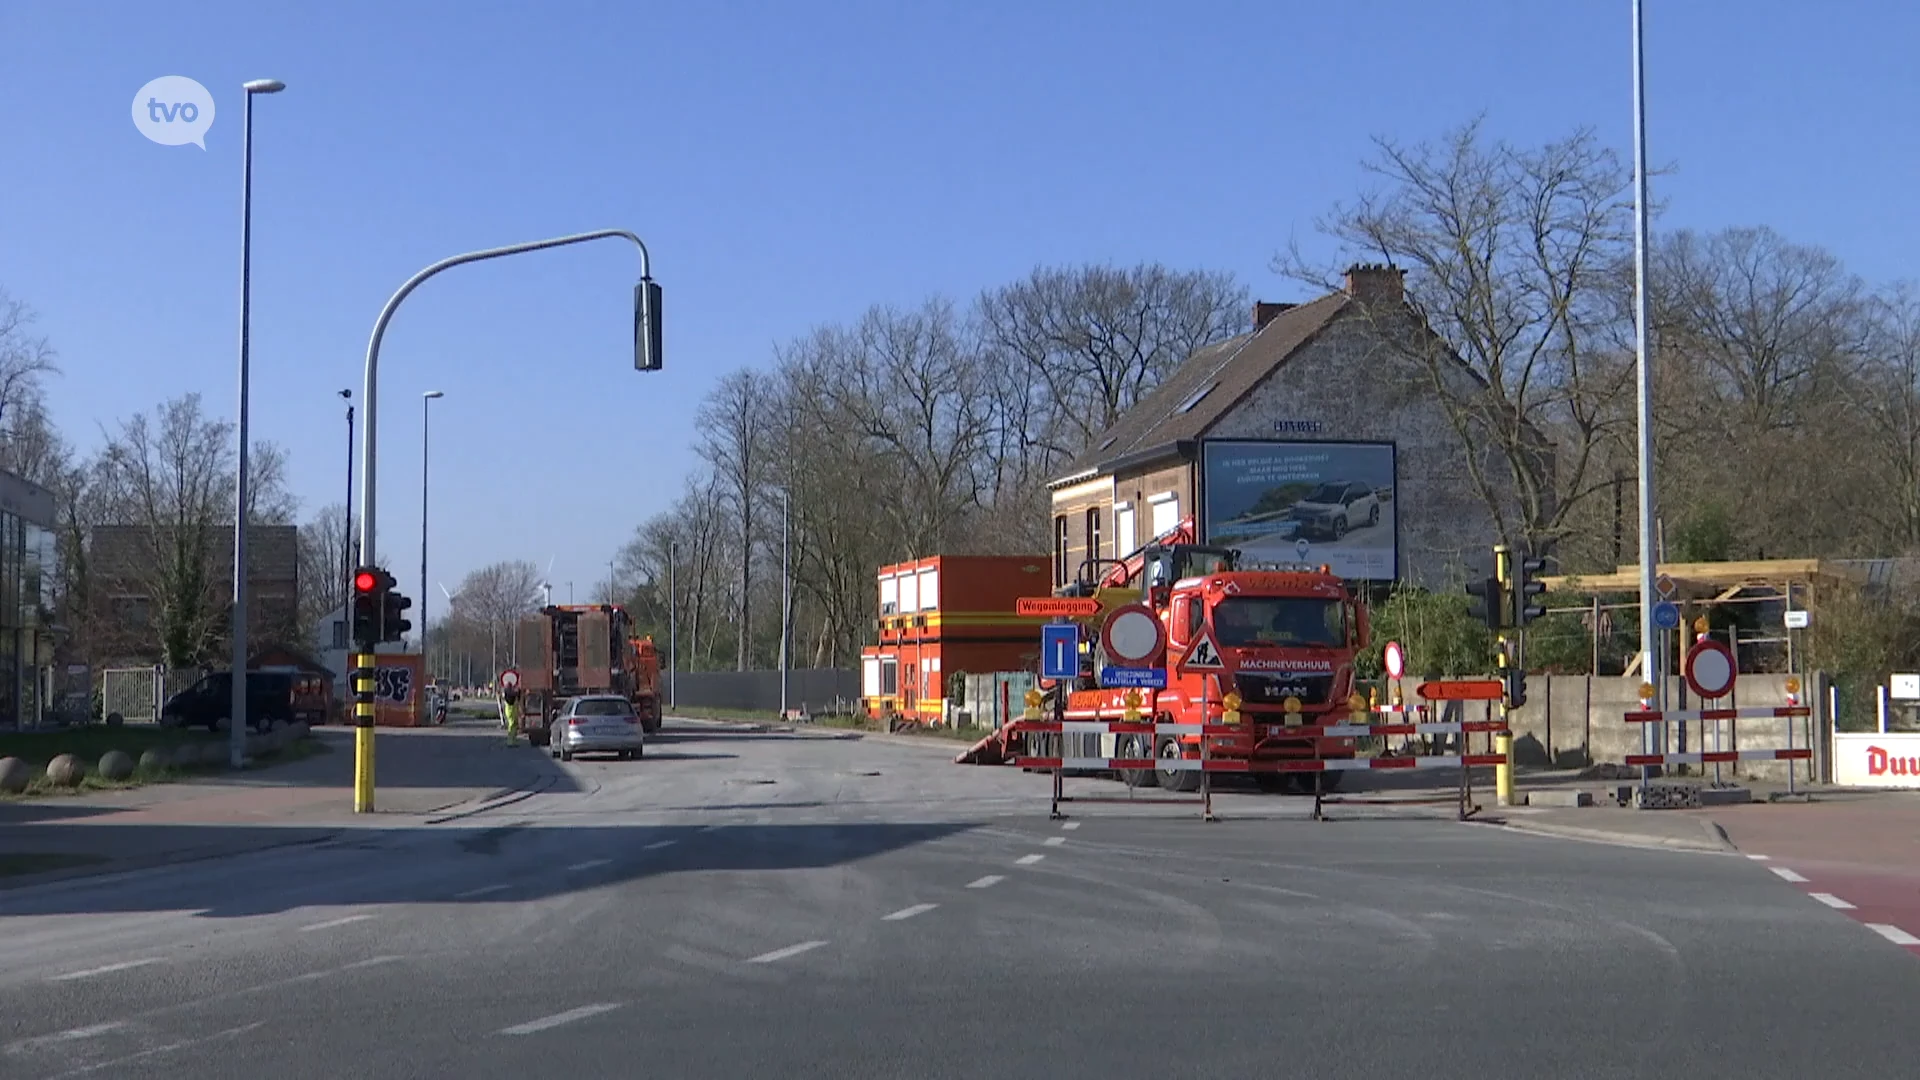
[1289,481,1381,540]
[551,695,647,762]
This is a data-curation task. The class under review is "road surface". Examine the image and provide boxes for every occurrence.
[3,720,1918,1079]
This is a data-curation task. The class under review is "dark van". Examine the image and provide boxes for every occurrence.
[160,671,308,731]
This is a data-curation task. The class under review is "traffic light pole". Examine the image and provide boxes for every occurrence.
[1493,546,1515,807]
[352,649,376,812]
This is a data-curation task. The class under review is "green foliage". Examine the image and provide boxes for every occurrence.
[1355,586,1493,679]
[1670,503,1737,563]
[1806,583,1920,731]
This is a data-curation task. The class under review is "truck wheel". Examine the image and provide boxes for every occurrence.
[1116,734,1157,789]
[1155,735,1201,792]
[1254,772,1290,794]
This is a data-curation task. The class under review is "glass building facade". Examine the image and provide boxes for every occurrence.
[0,471,56,728]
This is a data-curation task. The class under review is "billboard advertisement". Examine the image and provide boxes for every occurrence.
[1200,440,1398,581]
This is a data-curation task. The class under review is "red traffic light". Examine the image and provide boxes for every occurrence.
[353,570,378,593]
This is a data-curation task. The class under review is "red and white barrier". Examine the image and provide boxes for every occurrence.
[1624,705,1810,724]
[1009,718,1508,776]
[1623,748,1812,767]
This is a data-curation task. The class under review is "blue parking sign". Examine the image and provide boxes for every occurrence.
[1040,624,1080,680]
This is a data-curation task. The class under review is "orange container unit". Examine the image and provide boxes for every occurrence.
[864,555,1053,723]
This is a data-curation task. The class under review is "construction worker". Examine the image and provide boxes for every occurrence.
[501,687,522,746]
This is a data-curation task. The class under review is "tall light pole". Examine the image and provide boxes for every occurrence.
[779,490,793,718]
[1631,0,1662,762]
[341,389,354,589]
[420,390,444,678]
[667,539,676,710]
[229,77,284,770]
[353,229,659,813]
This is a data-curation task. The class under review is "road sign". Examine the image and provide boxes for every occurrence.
[1417,679,1505,702]
[1177,629,1228,673]
[1892,674,1920,700]
[498,668,520,692]
[1651,600,1681,630]
[1655,574,1677,600]
[1100,603,1166,665]
[1784,609,1810,630]
[1017,597,1101,618]
[1101,666,1168,690]
[1383,641,1405,679]
[1040,624,1081,680]
[1684,639,1736,699]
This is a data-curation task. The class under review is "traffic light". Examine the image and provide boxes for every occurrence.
[351,567,381,648]
[1512,551,1547,626]
[634,279,664,371]
[378,569,412,644]
[1466,576,1505,631]
[1496,636,1527,709]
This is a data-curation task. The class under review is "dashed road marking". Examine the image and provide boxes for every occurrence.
[49,958,162,982]
[1769,866,1810,883]
[882,903,938,922]
[1043,836,1066,847]
[1746,853,1770,861]
[967,875,1005,889]
[300,913,376,932]
[1062,821,1081,830]
[499,1003,622,1036]
[1015,854,1045,866]
[643,840,677,850]
[1810,892,1856,910]
[456,883,511,899]
[1869,924,1920,946]
[6,1022,124,1054]
[568,858,613,871]
[748,940,828,964]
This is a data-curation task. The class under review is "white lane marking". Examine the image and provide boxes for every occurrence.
[882,903,938,922]
[568,858,613,871]
[44,1021,264,1078]
[748,940,828,964]
[498,1003,622,1036]
[1747,853,1771,861]
[967,875,1005,889]
[300,913,376,932]
[49,957,162,982]
[1870,923,1920,946]
[1769,866,1810,883]
[1062,821,1081,831]
[456,883,511,898]
[242,955,403,993]
[6,1022,124,1054]
[643,840,676,850]
[1043,836,1066,847]
[1810,892,1856,910]
[1015,854,1045,866]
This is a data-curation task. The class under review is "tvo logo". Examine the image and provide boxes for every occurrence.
[132,76,216,148]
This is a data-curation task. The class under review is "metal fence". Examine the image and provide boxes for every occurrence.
[98,666,206,725]
[669,669,859,715]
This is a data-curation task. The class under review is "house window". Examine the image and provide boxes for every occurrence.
[1085,507,1102,570]
[1053,515,1069,586]
[1113,503,1135,559]
[331,620,347,650]
[1149,492,1180,538]
[1175,382,1217,414]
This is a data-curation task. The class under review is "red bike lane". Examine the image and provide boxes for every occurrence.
[1714,793,1920,953]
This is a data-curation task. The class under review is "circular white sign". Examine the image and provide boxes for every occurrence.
[1383,641,1405,679]
[1102,606,1165,665]
[1685,642,1735,698]
[499,669,521,691]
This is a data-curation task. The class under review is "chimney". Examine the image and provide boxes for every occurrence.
[1252,301,1296,330]
[1343,263,1405,305]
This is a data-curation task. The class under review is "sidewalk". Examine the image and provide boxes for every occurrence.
[0,723,566,886]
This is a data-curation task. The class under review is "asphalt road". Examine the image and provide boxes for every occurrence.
[4,720,1919,1079]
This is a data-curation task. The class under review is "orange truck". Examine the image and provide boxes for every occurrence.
[514,604,664,746]
[959,518,1371,792]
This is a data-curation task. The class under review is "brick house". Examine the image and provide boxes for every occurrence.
[1047,265,1518,590]
[87,524,301,667]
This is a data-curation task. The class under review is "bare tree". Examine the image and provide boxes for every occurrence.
[447,559,543,672]
[297,504,350,633]
[0,289,58,446]
[1277,119,1637,552]
[696,371,769,670]
[977,264,1248,460]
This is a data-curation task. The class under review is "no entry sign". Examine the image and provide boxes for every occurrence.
[1684,639,1736,699]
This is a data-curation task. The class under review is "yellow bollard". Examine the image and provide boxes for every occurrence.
[354,725,376,812]
[1495,730,1514,807]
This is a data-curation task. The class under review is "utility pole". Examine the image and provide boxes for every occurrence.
[1631,0,1664,763]
[779,491,792,718]
[667,539,677,709]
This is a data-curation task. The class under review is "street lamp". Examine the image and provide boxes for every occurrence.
[420,389,444,678]
[340,390,354,591]
[777,489,792,718]
[1630,0,1663,767]
[229,76,283,770]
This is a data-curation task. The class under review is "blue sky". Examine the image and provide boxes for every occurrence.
[4,0,1915,620]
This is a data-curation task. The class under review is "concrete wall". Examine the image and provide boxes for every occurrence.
[1205,305,1517,589]
[1409,673,1826,783]
[669,668,859,714]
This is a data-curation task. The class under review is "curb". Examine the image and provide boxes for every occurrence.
[0,831,342,892]
[1476,815,1737,854]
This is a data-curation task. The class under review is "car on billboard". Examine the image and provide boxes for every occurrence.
[1288,480,1380,540]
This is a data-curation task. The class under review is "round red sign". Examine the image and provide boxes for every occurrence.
[1101,603,1167,666]
[1683,639,1736,699]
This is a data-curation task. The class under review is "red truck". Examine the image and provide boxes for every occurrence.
[514,605,664,747]
[960,519,1370,792]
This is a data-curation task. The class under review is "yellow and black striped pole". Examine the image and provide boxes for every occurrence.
[352,652,377,812]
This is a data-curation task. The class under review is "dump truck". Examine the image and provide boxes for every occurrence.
[958,518,1370,792]
[514,604,664,746]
